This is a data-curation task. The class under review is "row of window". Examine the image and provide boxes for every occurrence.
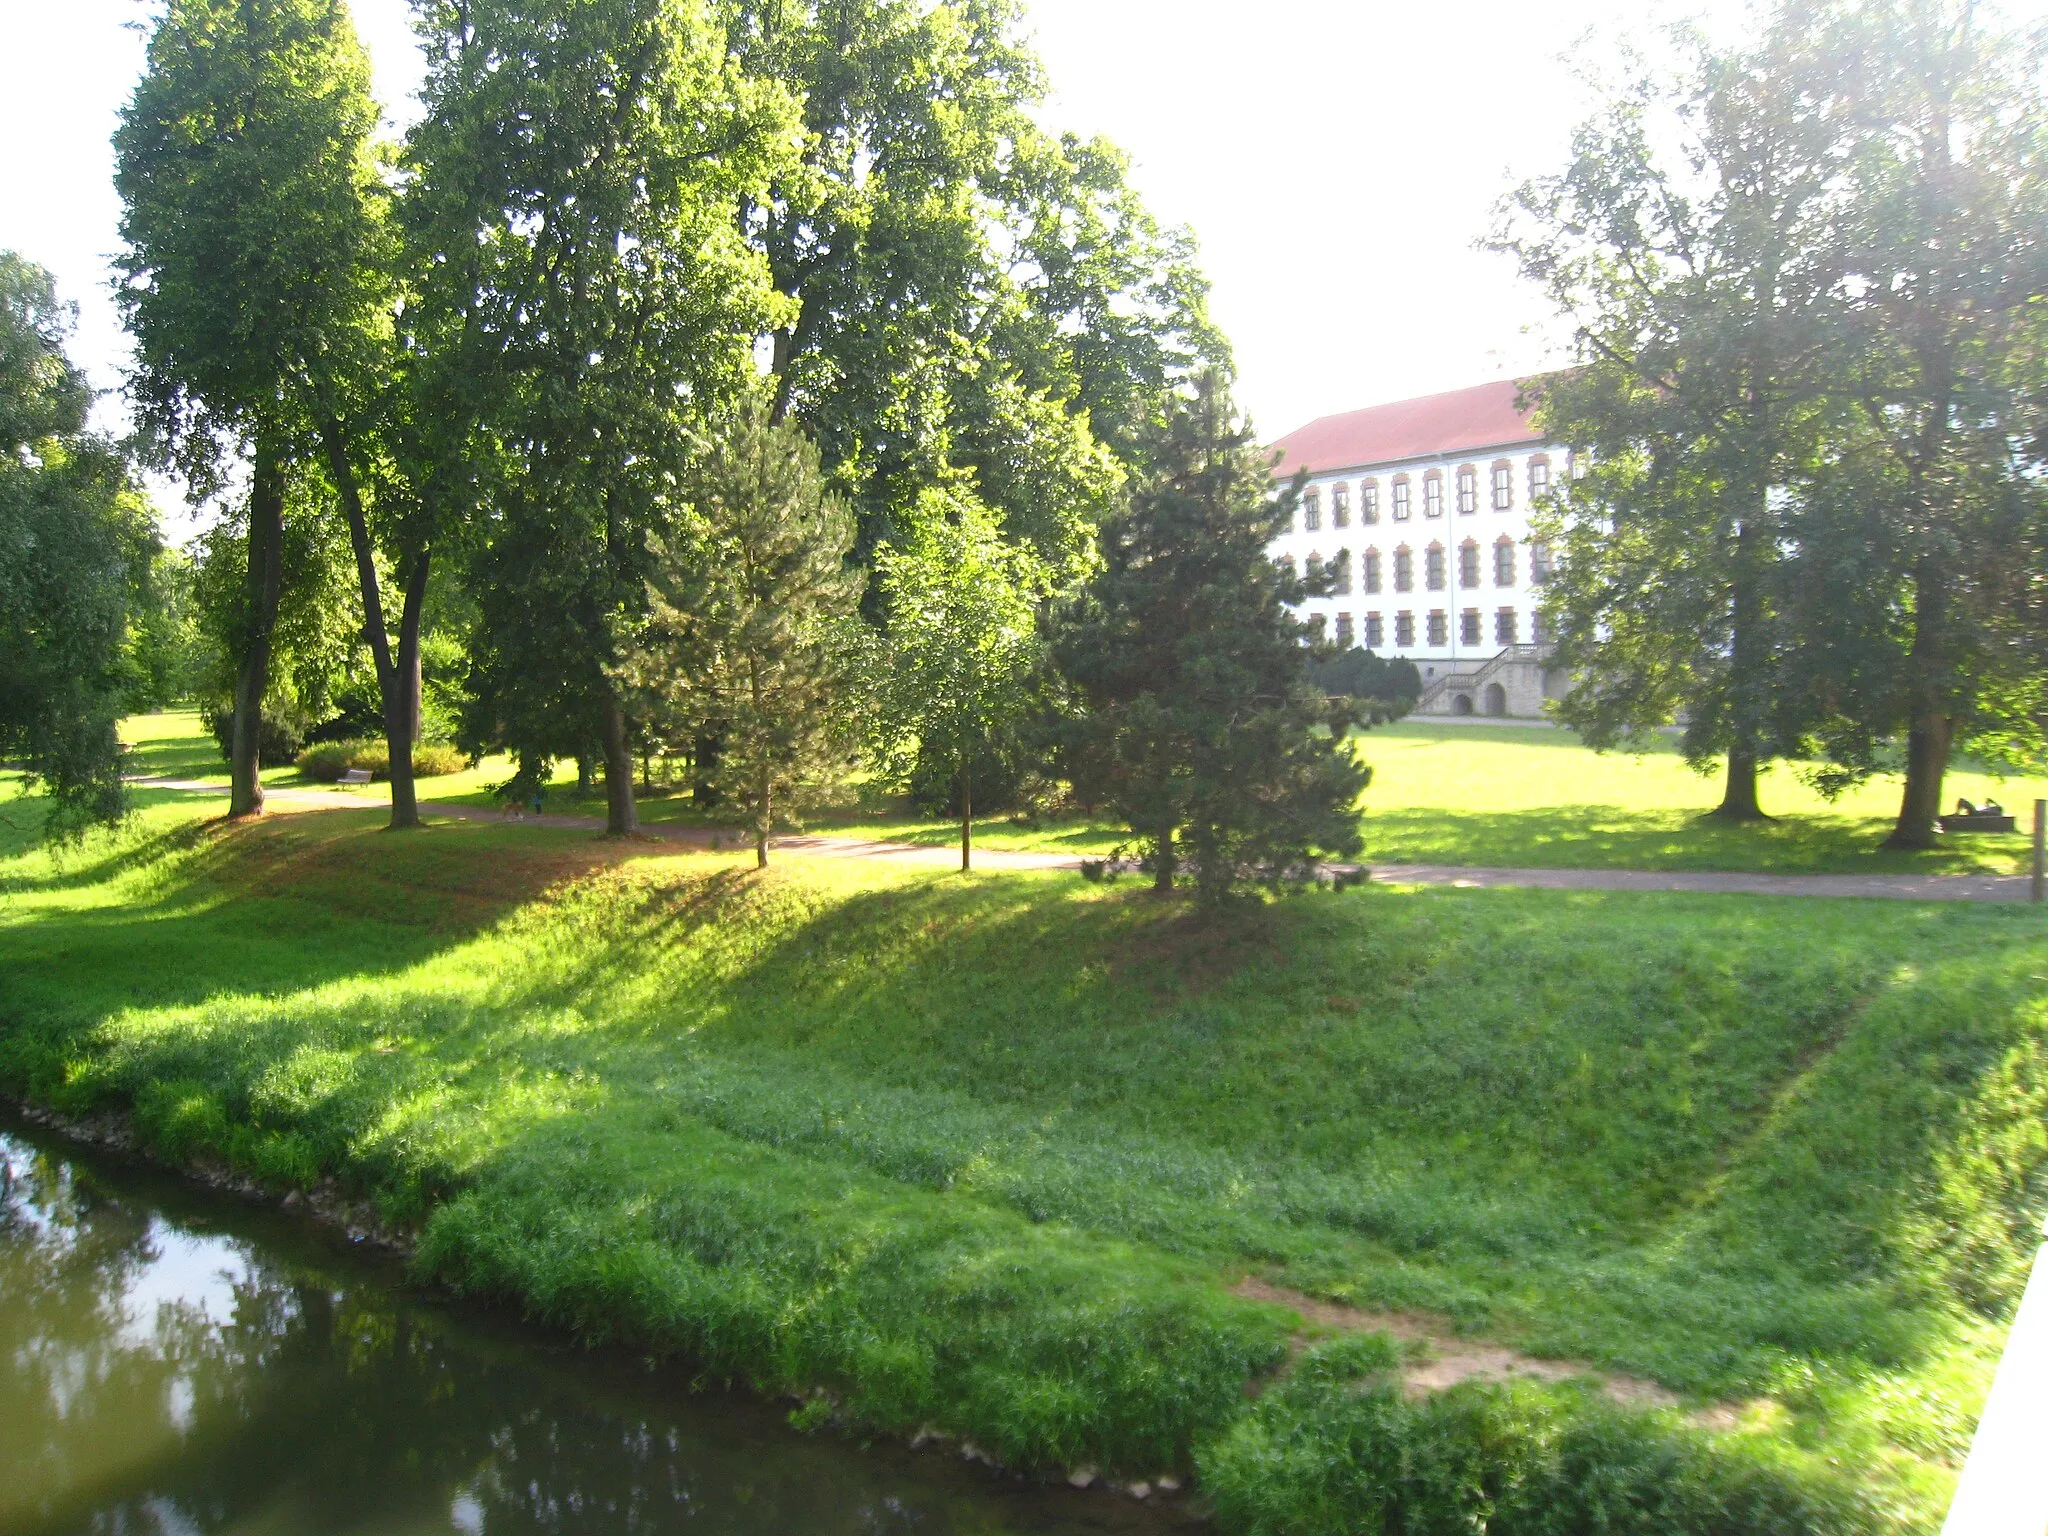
[1311,608,1533,649]
[1280,539,1553,594]
[1300,457,1552,532]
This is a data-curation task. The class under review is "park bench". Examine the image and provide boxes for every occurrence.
[339,768,372,786]
[1937,798,2016,834]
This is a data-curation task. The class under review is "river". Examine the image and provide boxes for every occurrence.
[0,1114,1178,1536]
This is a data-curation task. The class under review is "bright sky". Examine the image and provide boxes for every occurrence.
[6,0,2040,511]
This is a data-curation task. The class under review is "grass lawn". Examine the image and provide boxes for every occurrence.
[2,781,2043,1531]
[122,708,2048,875]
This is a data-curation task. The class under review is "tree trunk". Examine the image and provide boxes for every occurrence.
[1153,827,1175,894]
[385,550,432,831]
[1710,744,1767,821]
[1885,561,1953,851]
[756,765,771,869]
[229,439,286,819]
[960,771,972,873]
[1886,712,1954,850]
[600,691,638,836]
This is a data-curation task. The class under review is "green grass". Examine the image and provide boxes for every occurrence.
[123,709,2048,874]
[1,778,2043,1531]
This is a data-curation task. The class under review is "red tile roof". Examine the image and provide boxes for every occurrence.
[1267,379,1545,479]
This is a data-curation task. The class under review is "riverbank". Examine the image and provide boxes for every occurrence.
[3,791,2042,1531]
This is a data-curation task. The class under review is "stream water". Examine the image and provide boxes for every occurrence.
[0,1115,1175,1536]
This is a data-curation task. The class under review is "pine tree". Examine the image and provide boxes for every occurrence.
[620,401,864,867]
[1055,373,1367,905]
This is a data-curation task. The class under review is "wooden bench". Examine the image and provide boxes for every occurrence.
[339,768,372,785]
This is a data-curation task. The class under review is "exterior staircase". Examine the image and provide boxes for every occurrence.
[1414,644,1552,717]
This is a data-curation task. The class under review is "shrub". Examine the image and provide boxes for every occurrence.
[298,738,467,782]
[205,704,306,765]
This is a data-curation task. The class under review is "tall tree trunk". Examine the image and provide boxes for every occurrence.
[229,439,286,819]
[385,550,432,831]
[1710,514,1770,822]
[756,765,771,869]
[600,690,638,836]
[960,770,972,873]
[1886,564,1952,850]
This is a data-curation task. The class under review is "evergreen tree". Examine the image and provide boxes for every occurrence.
[620,401,865,867]
[1055,374,1367,905]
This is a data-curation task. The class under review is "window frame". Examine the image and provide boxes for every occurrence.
[1456,464,1478,515]
[1423,470,1445,518]
[1392,475,1412,521]
[1490,460,1514,511]
[1494,537,1516,587]
[1393,545,1414,593]
[1425,542,1446,591]
[1360,479,1380,523]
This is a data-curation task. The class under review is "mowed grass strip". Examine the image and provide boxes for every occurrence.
[1,784,2041,1530]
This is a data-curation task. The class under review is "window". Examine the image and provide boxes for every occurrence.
[1427,610,1448,646]
[1456,465,1478,514]
[1360,480,1380,523]
[1491,461,1514,511]
[1392,476,1412,520]
[1494,538,1516,587]
[1363,548,1381,593]
[1305,551,1323,587]
[1496,607,1518,645]
[1394,611,1415,647]
[1303,489,1320,531]
[1423,471,1444,518]
[1331,548,1352,594]
[1459,540,1480,589]
[1393,546,1413,592]
[1278,555,1296,581]
[1529,539,1553,585]
[1335,612,1354,647]
[1528,456,1551,500]
[1461,608,1482,645]
[1530,609,1546,644]
[1307,611,1327,643]
[1332,483,1350,528]
[1365,612,1384,647]
[1425,543,1446,591]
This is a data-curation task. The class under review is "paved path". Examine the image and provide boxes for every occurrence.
[131,778,2042,902]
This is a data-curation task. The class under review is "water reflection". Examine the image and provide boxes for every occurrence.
[0,1122,1165,1536]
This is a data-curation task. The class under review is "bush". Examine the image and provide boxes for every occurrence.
[1198,1337,1889,1536]
[206,704,307,766]
[297,738,466,782]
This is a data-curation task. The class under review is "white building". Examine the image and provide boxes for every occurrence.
[1266,379,1562,718]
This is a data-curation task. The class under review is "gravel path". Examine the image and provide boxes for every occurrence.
[130,778,2043,902]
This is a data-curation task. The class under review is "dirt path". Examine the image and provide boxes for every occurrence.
[130,778,2043,901]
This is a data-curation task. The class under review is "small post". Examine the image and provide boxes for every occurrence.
[2033,800,2045,904]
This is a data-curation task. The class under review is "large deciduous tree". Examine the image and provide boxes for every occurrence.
[1055,375,1368,906]
[1783,0,2048,847]
[425,0,798,836]
[620,401,864,867]
[116,0,394,820]
[871,487,1044,870]
[0,255,149,836]
[1495,21,1849,819]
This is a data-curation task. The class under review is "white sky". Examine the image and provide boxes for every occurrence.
[6,0,2042,513]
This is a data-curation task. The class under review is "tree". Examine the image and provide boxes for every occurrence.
[0,255,148,836]
[872,487,1044,870]
[1054,375,1368,906]
[1781,0,2048,847]
[422,0,798,836]
[1494,20,1850,819]
[621,401,864,867]
[117,0,395,820]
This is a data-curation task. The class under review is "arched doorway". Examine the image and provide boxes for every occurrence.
[1452,693,1474,716]
[1483,682,1507,717]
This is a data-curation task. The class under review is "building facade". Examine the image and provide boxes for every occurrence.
[1266,379,1563,718]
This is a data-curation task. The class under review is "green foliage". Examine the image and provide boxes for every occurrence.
[623,401,865,861]
[1202,1339,1886,1536]
[1056,374,1368,901]
[1304,648,1421,725]
[0,254,150,836]
[871,487,1045,858]
[297,738,466,782]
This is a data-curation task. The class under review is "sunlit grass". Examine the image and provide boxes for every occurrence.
[2,795,2042,1529]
